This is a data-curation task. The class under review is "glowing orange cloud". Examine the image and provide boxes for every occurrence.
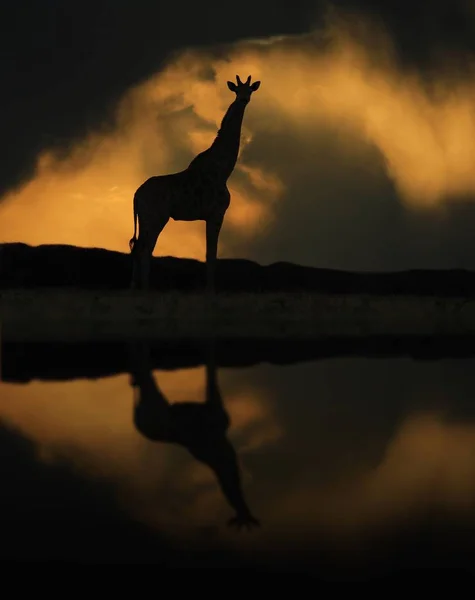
[0,47,283,257]
[1,9,475,257]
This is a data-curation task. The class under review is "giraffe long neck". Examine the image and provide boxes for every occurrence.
[188,99,247,181]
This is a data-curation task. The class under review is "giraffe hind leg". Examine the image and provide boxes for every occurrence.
[130,238,149,290]
[130,244,140,289]
[130,236,154,291]
[132,217,169,290]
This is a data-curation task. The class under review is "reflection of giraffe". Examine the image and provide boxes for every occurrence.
[129,75,261,292]
[128,339,260,530]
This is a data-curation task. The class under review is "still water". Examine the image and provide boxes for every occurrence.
[1,338,475,577]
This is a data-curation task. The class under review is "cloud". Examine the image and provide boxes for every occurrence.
[3,7,475,268]
[221,13,475,208]
[0,51,285,259]
[0,1,317,198]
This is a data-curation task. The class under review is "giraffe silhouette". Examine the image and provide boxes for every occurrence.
[128,339,260,530]
[129,75,261,292]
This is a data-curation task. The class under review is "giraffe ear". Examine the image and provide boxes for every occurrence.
[227,81,238,92]
[250,81,261,91]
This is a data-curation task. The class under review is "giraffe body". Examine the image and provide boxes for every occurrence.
[129,75,260,291]
[134,170,230,223]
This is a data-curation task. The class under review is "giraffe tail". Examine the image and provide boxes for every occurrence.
[129,193,138,252]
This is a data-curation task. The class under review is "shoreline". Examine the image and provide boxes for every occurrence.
[4,335,475,383]
[1,289,475,341]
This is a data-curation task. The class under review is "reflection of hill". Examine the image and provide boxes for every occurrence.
[3,336,475,383]
[2,242,475,294]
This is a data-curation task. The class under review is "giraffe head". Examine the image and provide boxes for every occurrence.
[227,75,261,104]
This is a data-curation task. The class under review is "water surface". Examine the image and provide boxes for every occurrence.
[1,338,475,578]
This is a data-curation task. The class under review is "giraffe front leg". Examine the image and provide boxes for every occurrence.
[139,252,152,290]
[205,216,224,294]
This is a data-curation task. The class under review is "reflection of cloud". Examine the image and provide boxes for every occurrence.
[353,412,475,515]
[227,390,282,452]
[0,376,151,483]
[3,10,475,266]
[2,362,475,557]
[262,411,475,556]
[0,367,279,540]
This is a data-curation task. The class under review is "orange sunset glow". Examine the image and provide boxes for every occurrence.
[3,12,475,261]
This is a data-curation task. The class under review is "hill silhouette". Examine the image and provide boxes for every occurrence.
[2,242,475,295]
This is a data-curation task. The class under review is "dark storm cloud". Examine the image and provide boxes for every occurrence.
[232,118,475,272]
[226,117,407,271]
[3,0,475,199]
[0,0,315,198]
[330,0,475,73]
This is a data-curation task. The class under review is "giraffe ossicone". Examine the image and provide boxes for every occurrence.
[129,75,261,292]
